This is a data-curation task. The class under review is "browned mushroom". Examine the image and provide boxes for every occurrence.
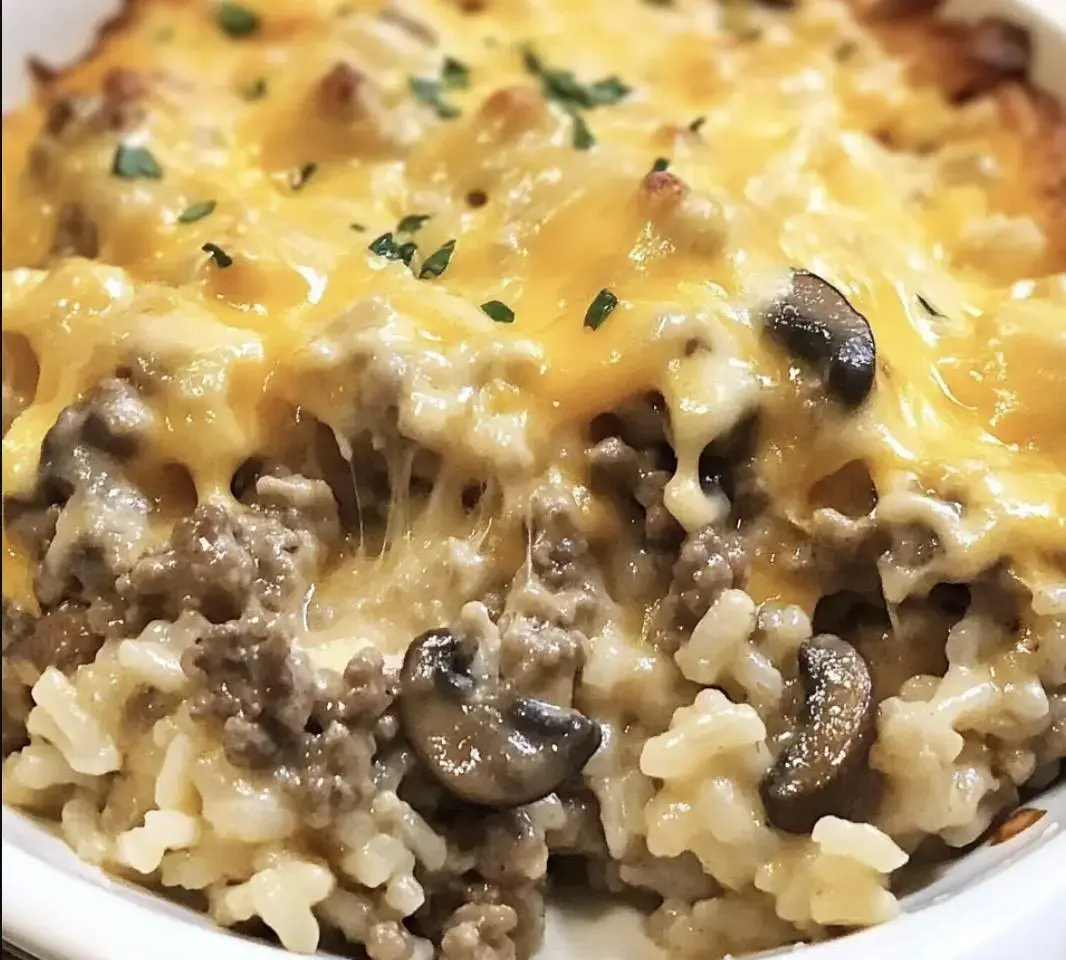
[761,634,877,833]
[398,627,602,807]
[761,271,877,408]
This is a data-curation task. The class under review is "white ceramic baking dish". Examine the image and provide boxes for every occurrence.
[2,1,1065,958]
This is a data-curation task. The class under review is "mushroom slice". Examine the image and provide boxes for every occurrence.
[399,628,602,807]
[761,633,876,834]
[762,270,876,408]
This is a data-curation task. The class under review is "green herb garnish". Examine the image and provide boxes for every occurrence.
[441,57,470,89]
[368,232,417,266]
[216,2,260,38]
[112,144,163,180]
[522,47,630,110]
[570,110,594,150]
[481,300,514,324]
[916,294,945,318]
[418,239,456,279]
[584,288,618,331]
[689,116,706,133]
[650,157,670,173]
[292,162,317,190]
[396,213,432,234]
[350,222,367,232]
[522,46,629,150]
[242,77,268,100]
[178,200,217,223]
[202,242,233,268]
[409,76,460,119]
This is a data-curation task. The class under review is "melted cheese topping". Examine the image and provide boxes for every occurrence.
[3,0,1065,618]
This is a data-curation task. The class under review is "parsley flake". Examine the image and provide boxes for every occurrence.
[570,110,594,150]
[178,200,217,223]
[916,294,946,318]
[522,47,630,110]
[396,213,432,234]
[202,242,233,268]
[350,223,367,232]
[688,116,706,133]
[292,162,318,190]
[112,144,163,180]
[441,57,470,89]
[368,232,417,266]
[584,289,618,331]
[419,239,456,279]
[481,300,514,324]
[409,76,460,119]
[650,157,670,173]
[216,2,260,38]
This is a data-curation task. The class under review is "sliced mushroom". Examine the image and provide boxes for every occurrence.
[762,270,876,407]
[761,633,877,833]
[399,628,602,807]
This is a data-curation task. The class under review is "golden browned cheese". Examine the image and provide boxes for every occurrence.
[3,0,1065,630]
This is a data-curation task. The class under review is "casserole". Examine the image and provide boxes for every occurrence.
[3,1,1066,958]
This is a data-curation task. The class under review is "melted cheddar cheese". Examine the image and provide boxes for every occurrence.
[3,0,1065,628]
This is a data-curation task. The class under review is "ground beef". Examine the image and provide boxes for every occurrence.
[495,485,603,700]
[420,879,543,960]
[587,435,681,547]
[441,903,519,960]
[653,523,749,653]
[470,807,551,884]
[5,380,154,611]
[120,498,321,627]
[183,618,395,827]
[2,601,104,674]
[2,603,35,755]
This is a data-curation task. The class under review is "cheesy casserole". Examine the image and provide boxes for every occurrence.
[2,0,1064,957]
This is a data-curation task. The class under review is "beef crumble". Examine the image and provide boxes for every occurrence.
[653,524,750,653]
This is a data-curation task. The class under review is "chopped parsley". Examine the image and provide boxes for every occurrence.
[916,294,946,318]
[522,48,630,110]
[112,144,163,180]
[396,213,432,233]
[368,232,417,266]
[409,56,469,120]
[178,200,217,223]
[522,46,630,150]
[409,76,460,119]
[202,242,233,268]
[569,111,594,150]
[689,116,706,134]
[481,300,514,324]
[350,222,367,232]
[215,2,260,38]
[292,162,318,190]
[650,157,670,173]
[584,288,618,331]
[419,239,457,279]
[441,57,470,89]
[242,77,268,100]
